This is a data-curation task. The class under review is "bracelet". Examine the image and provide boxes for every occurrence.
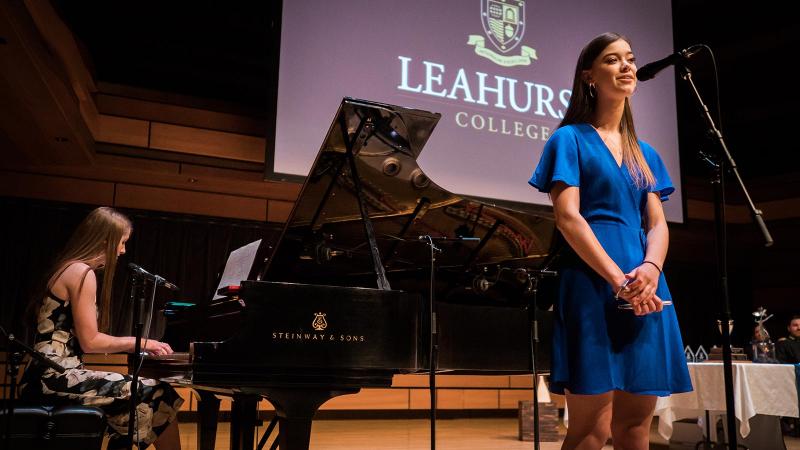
[642,260,662,273]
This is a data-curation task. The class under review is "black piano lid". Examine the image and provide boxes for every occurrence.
[253,97,556,288]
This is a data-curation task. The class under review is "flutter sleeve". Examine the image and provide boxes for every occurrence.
[528,126,580,193]
[642,142,675,202]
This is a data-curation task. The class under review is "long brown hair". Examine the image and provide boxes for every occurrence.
[559,32,655,188]
[29,207,132,332]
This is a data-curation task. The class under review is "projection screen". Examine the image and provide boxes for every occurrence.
[270,0,683,222]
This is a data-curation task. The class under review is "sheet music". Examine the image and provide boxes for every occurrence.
[213,239,261,300]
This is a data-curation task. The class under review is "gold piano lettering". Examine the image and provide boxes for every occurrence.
[271,331,366,343]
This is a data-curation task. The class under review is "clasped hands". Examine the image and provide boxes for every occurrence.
[614,263,664,316]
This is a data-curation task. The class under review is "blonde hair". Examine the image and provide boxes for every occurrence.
[40,207,132,332]
[560,32,656,188]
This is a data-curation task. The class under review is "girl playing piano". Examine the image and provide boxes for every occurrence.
[20,207,183,449]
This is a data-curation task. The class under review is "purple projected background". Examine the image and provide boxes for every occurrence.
[274,0,682,222]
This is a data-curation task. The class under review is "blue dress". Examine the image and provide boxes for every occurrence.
[529,123,692,396]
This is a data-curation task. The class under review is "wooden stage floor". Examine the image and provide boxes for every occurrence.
[168,417,800,450]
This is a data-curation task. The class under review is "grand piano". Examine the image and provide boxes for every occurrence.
[141,98,558,450]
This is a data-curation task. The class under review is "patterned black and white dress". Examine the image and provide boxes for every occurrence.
[20,291,184,447]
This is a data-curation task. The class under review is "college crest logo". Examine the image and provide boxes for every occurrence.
[468,0,537,67]
[483,0,524,53]
[312,312,328,331]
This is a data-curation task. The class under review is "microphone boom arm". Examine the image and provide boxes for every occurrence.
[128,263,180,291]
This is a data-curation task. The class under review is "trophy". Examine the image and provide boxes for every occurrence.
[751,306,777,363]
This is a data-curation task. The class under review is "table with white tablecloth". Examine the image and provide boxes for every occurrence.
[654,362,799,440]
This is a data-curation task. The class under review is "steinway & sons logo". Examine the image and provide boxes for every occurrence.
[468,0,537,67]
[312,312,327,331]
[271,311,366,343]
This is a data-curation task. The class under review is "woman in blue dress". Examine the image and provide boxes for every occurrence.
[530,33,692,449]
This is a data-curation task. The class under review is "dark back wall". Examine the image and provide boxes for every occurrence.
[667,217,800,354]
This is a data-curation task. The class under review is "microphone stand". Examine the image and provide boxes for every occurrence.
[401,234,479,450]
[528,272,541,450]
[126,274,148,450]
[1,326,66,450]
[521,269,557,450]
[419,235,442,450]
[678,64,773,450]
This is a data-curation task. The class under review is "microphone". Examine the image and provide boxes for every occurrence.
[636,45,703,81]
[128,263,180,291]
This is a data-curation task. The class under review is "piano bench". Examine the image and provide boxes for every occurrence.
[0,404,106,450]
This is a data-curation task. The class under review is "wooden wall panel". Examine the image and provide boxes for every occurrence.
[0,171,114,205]
[258,399,276,411]
[463,390,501,409]
[437,375,509,388]
[175,388,192,411]
[93,114,150,147]
[82,354,128,365]
[9,162,299,202]
[149,123,265,163]
[114,184,267,221]
[499,390,535,409]
[93,153,181,175]
[393,374,510,388]
[267,200,294,223]
[392,375,426,387]
[0,164,297,221]
[508,375,534,388]
[216,395,232,412]
[0,0,94,166]
[0,87,62,166]
[410,389,467,409]
[180,163,264,182]
[95,94,265,136]
[321,389,409,410]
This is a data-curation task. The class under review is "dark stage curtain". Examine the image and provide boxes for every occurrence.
[0,196,279,343]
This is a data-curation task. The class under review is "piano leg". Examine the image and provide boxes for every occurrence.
[230,394,260,450]
[195,390,221,450]
[262,387,360,450]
